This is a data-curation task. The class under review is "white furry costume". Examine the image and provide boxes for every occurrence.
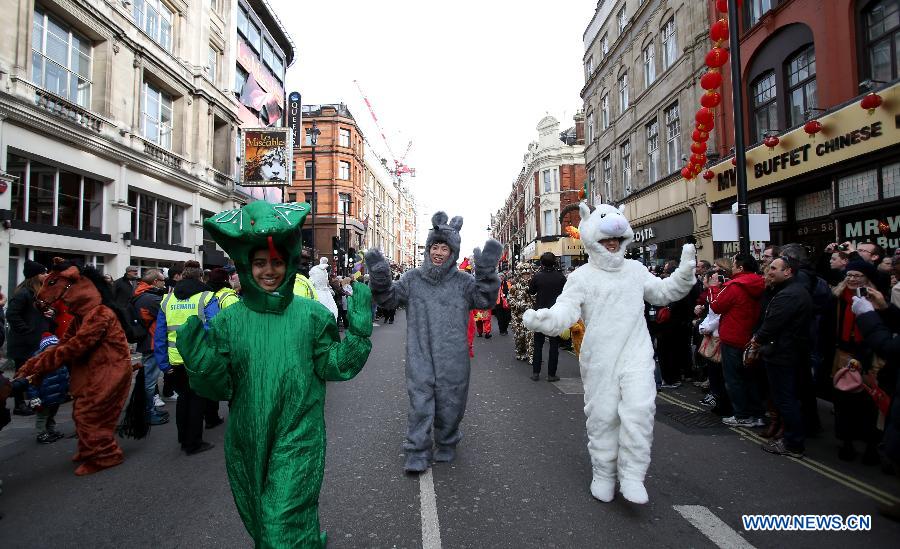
[524,203,695,504]
[310,258,339,320]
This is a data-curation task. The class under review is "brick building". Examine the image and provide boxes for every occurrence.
[289,104,367,265]
[704,0,900,257]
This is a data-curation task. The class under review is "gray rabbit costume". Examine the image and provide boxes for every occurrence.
[365,212,502,472]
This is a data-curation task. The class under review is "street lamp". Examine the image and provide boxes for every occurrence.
[307,121,321,258]
[340,194,350,276]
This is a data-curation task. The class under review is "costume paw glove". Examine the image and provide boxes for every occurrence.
[851,295,875,316]
[679,243,697,269]
[473,239,503,273]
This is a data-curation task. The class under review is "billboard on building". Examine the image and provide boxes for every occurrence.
[240,128,291,186]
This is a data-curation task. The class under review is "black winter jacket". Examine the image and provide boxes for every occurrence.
[113,276,137,309]
[528,269,566,310]
[754,277,813,367]
[856,305,900,462]
[5,287,49,361]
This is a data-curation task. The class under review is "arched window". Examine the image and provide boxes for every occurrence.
[861,0,900,81]
[751,71,777,142]
[785,45,817,127]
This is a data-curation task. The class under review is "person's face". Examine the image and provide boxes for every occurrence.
[152,274,166,289]
[844,270,868,290]
[731,258,742,274]
[696,263,709,277]
[766,258,791,287]
[830,253,848,270]
[877,257,893,273]
[761,249,775,269]
[37,272,49,284]
[857,244,879,264]
[126,268,138,279]
[251,250,286,291]
[706,271,721,288]
[173,273,183,282]
[599,238,620,253]
[430,243,451,266]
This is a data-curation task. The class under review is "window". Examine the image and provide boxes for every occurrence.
[746,0,778,28]
[586,56,594,79]
[662,17,678,70]
[618,72,629,111]
[142,82,173,148]
[601,94,610,129]
[234,64,248,96]
[6,153,104,232]
[207,45,218,83]
[272,54,284,83]
[128,189,184,245]
[237,5,249,36]
[602,155,612,199]
[620,141,631,193]
[339,128,351,148]
[588,166,597,199]
[838,169,879,207]
[305,161,314,179]
[794,189,832,220]
[339,193,351,214]
[263,40,275,69]
[664,102,681,173]
[543,210,555,236]
[31,8,92,108]
[751,71,777,142]
[884,162,900,198]
[786,45,817,127]
[601,33,609,56]
[339,161,350,180]
[863,0,900,81]
[247,21,261,52]
[542,169,557,193]
[643,44,656,87]
[587,111,595,142]
[132,0,174,51]
[646,119,659,183]
[617,7,627,33]
[304,192,317,210]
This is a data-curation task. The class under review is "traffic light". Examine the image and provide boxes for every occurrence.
[332,236,341,255]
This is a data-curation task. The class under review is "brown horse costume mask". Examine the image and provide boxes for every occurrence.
[17,264,133,476]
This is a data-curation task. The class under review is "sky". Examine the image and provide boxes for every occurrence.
[269,0,598,257]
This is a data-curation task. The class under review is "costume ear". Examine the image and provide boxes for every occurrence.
[60,266,81,280]
[617,204,626,215]
[449,216,464,232]
[431,211,448,227]
[578,201,592,222]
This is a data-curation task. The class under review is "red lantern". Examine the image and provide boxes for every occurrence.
[578,189,586,200]
[702,170,715,181]
[860,92,883,115]
[700,91,722,108]
[692,129,710,142]
[696,119,715,132]
[879,220,890,236]
[804,120,823,137]
[700,71,723,91]
[681,167,694,179]
[705,48,730,68]
[716,0,728,13]
[691,153,708,165]
[710,19,729,42]
[695,107,715,126]
[691,141,707,154]
[731,157,737,166]
[763,135,780,150]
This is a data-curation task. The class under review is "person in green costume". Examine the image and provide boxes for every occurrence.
[175,201,372,548]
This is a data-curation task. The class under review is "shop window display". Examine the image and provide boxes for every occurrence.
[882,162,900,198]
[794,189,832,221]
[838,169,878,207]
[765,197,788,223]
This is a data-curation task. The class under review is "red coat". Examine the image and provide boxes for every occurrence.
[710,272,765,348]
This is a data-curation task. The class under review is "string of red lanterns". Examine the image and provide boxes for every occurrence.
[682,0,730,180]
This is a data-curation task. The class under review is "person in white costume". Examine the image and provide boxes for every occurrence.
[524,202,696,504]
[309,258,339,320]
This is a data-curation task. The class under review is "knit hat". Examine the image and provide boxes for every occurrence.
[845,259,877,282]
[38,333,59,353]
[208,268,229,286]
[23,260,48,279]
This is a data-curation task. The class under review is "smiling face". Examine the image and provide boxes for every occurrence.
[577,203,634,268]
[430,242,451,266]
[251,249,286,292]
[599,238,621,253]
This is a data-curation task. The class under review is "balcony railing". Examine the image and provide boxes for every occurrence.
[16,78,104,133]
[209,168,234,187]
[137,136,183,170]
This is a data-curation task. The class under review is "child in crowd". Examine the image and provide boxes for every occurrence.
[27,334,70,443]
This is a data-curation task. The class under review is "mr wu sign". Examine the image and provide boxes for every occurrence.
[241,128,292,186]
[841,212,900,250]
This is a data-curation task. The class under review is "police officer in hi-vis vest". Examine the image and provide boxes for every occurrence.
[154,261,220,455]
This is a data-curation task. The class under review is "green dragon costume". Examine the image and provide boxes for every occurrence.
[175,201,372,548]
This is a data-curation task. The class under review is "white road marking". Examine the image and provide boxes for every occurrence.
[674,505,756,549]
[420,468,442,549]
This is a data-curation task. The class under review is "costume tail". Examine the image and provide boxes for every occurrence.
[117,368,150,439]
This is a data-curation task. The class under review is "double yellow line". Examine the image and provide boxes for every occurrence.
[657,392,900,507]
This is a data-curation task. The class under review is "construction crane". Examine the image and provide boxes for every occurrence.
[353,80,416,179]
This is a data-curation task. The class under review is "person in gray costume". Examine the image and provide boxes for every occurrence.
[365,211,502,473]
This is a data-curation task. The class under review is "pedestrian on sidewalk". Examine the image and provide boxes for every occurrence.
[176,200,372,546]
[710,254,767,428]
[112,266,139,309]
[6,260,50,416]
[366,211,501,473]
[528,252,566,382]
[752,257,812,458]
[132,269,169,426]
[494,273,512,335]
[154,260,220,456]
[656,259,700,388]
[26,334,69,444]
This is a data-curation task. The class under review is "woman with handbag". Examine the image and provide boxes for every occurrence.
[697,268,730,414]
[829,260,881,463]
